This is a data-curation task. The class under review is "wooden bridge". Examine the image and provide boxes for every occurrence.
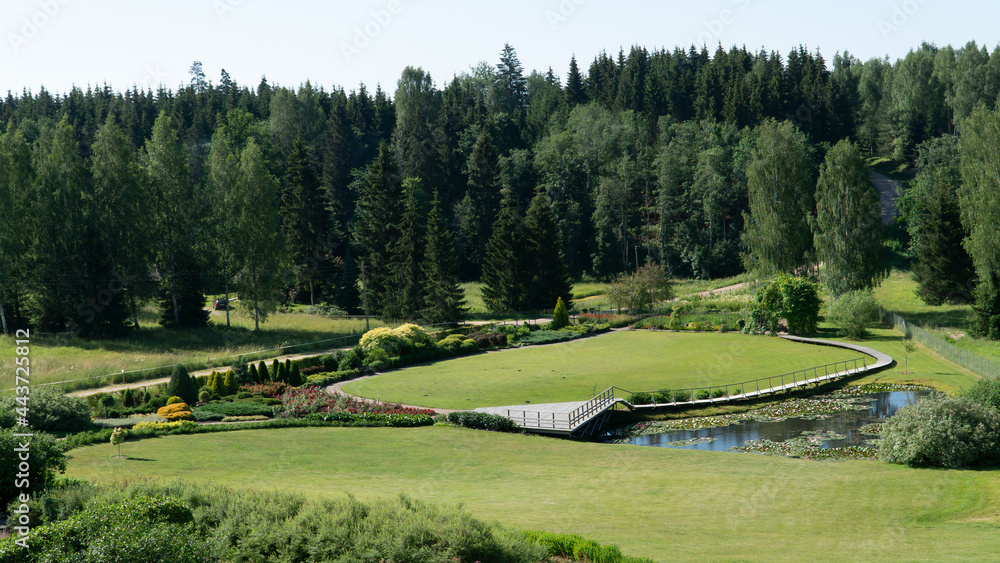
[473,336,893,437]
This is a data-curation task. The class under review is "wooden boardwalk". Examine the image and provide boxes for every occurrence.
[474,336,893,436]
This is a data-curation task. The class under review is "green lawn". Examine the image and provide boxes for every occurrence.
[0,306,378,391]
[343,331,864,408]
[874,270,1000,365]
[65,426,1000,562]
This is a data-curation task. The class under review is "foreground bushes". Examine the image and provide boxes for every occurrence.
[445,412,521,433]
[879,395,1000,468]
[0,386,91,433]
[523,530,656,563]
[0,430,66,506]
[1,481,548,563]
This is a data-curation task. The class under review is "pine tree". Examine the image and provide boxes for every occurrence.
[249,363,259,383]
[141,390,152,405]
[482,189,527,312]
[524,189,573,310]
[166,365,198,405]
[497,43,528,113]
[552,297,570,329]
[122,389,135,408]
[421,192,466,324]
[258,362,270,384]
[814,140,886,296]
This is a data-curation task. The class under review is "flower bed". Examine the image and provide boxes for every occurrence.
[277,386,435,418]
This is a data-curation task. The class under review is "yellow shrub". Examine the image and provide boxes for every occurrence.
[156,402,193,421]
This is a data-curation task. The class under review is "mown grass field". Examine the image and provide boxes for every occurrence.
[0,306,378,391]
[874,269,1000,364]
[343,331,865,408]
[65,425,1000,563]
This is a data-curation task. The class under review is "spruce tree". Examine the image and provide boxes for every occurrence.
[814,140,886,296]
[282,138,334,306]
[222,370,237,395]
[288,363,303,387]
[565,55,587,107]
[906,135,975,304]
[258,362,270,384]
[272,359,281,382]
[482,189,526,313]
[353,142,403,316]
[421,192,466,324]
[524,189,573,310]
[387,186,426,320]
[249,363,259,383]
[166,365,198,405]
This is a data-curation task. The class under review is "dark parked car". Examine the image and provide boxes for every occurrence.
[213,297,234,311]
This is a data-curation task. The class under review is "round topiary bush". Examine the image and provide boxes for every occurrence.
[878,395,1000,468]
[166,396,184,406]
[359,327,408,356]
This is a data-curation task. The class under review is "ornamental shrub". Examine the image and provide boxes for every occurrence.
[249,363,260,383]
[156,403,193,422]
[166,365,198,406]
[391,323,432,351]
[359,327,408,356]
[197,387,213,403]
[446,411,520,432]
[166,396,184,405]
[695,389,711,400]
[828,290,879,339]
[879,395,1000,468]
[257,362,270,383]
[222,370,237,395]
[552,297,570,329]
[338,347,364,371]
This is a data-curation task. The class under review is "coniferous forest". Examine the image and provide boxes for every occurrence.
[3,41,1000,338]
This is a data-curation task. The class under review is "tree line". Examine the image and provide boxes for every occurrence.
[3,41,1000,337]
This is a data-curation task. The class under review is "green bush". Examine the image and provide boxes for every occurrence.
[523,530,656,563]
[712,388,728,398]
[516,330,576,346]
[552,296,570,329]
[654,389,672,403]
[672,390,692,402]
[338,347,364,371]
[197,387,213,403]
[5,478,95,527]
[446,412,521,433]
[879,395,1000,468]
[962,377,1000,412]
[9,482,547,563]
[827,290,879,339]
[0,430,66,506]
[0,386,91,433]
[0,495,210,563]
[695,389,711,400]
[627,392,653,405]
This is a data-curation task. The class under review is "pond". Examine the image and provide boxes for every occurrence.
[614,390,930,455]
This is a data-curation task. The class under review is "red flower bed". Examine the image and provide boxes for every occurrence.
[278,386,435,418]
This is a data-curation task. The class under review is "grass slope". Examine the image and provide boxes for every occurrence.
[343,332,863,408]
[0,307,377,390]
[66,426,1000,563]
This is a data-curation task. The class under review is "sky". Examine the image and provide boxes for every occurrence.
[3,0,1000,97]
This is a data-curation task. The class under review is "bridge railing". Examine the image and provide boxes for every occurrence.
[614,356,869,407]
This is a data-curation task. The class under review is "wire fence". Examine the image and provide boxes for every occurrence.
[878,307,1000,380]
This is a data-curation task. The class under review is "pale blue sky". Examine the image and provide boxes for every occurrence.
[3,0,998,96]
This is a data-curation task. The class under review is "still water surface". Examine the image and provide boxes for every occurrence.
[620,390,929,452]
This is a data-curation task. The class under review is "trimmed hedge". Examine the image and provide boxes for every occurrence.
[192,401,275,418]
